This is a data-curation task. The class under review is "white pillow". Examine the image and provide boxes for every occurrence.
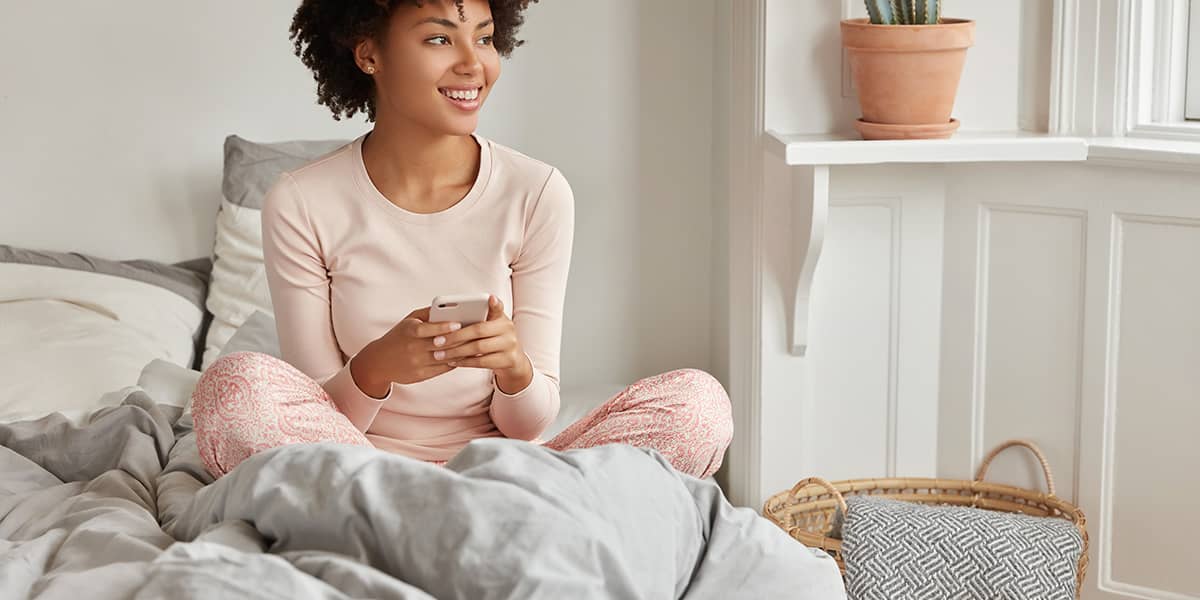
[0,263,204,422]
[137,358,203,427]
[200,135,347,369]
[201,199,272,369]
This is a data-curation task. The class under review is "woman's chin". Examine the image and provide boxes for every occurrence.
[441,119,480,137]
[437,105,482,134]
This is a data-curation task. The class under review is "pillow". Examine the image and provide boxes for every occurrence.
[841,496,1085,600]
[217,310,281,360]
[137,358,203,428]
[0,245,209,422]
[200,135,348,370]
[547,383,627,439]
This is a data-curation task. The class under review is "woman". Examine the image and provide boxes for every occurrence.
[192,0,733,480]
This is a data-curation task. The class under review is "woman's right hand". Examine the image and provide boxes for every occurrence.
[349,306,463,398]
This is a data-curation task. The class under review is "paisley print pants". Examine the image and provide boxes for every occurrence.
[192,352,734,481]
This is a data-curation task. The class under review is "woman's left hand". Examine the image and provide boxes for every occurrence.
[432,295,533,392]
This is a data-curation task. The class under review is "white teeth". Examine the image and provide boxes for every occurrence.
[441,88,479,101]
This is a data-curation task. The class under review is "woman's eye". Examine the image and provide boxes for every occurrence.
[477,36,493,46]
[426,35,449,45]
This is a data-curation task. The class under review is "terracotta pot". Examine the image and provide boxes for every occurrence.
[841,18,975,140]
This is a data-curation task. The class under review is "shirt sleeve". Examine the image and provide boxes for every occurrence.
[489,168,575,440]
[261,172,390,432]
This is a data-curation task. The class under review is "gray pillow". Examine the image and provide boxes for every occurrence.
[0,244,210,310]
[217,310,281,360]
[842,496,1084,600]
[222,135,349,209]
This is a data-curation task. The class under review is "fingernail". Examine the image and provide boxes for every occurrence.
[449,322,462,331]
[448,362,457,367]
[434,350,445,360]
[434,336,446,346]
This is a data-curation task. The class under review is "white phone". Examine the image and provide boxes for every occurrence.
[429,293,491,325]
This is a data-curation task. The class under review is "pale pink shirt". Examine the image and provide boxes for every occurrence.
[261,132,574,461]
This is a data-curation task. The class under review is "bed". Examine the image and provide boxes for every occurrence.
[0,136,846,599]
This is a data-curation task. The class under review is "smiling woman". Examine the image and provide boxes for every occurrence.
[189,0,733,482]
[288,0,537,123]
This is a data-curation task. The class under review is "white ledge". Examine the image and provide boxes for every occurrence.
[766,130,1089,166]
[1086,137,1200,173]
[770,130,1200,358]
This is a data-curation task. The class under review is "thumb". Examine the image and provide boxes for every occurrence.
[486,295,505,320]
[405,306,431,323]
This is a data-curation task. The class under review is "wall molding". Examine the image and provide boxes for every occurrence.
[1100,212,1200,598]
[724,0,767,509]
[831,196,904,476]
[971,204,1089,476]
[1054,0,1200,141]
[1049,0,1079,134]
[1050,0,1128,136]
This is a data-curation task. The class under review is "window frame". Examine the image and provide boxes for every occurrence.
[1187,0,1200,119]
[1126,0,1200,137]
[1053,0,1200,140]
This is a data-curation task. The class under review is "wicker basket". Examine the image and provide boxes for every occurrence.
[763,440,1089,597]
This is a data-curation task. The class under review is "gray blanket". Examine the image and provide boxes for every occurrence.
[0,388,844,599]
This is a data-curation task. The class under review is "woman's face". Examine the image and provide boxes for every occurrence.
[362,0,500,135]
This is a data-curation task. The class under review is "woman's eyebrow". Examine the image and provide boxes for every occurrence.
[411,17,495,30]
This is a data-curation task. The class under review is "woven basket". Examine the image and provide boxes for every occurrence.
[763,440,1089,598]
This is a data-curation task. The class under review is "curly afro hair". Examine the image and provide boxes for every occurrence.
[289,0,537,122]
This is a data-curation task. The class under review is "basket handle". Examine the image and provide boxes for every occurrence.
[789,476,849,517]
[974,439,1056,497]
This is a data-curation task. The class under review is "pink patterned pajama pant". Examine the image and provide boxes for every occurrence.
[191,352,734,481]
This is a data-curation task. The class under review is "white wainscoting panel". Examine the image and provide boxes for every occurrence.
[940,165,1090,497]
[938,163,1200,600]
[803,166,946,482]
[1103,213,1200,597]
[808,200,898,481]
[975,205,1087,502]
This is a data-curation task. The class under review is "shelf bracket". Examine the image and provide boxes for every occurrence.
[790,165,830,356]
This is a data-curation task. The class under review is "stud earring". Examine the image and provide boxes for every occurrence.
[365,65,376,75]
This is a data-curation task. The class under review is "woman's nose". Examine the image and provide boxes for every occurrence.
[454,46,483,76]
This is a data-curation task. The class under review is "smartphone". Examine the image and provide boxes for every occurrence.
[429,292,491,325]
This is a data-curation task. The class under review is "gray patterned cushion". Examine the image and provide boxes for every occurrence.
[842,496,1083,600]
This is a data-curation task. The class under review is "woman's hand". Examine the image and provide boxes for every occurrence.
[433,295,533,394]
[350,306,464,397]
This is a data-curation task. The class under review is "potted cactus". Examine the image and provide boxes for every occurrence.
[843,1,975,140]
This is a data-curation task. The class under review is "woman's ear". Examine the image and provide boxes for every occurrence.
[354,38,380,75]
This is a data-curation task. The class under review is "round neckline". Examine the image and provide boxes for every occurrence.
[352,131,493,225]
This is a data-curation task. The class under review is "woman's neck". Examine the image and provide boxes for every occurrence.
[361,116,479,213]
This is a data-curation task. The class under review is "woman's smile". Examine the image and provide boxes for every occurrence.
[439,86,483,111]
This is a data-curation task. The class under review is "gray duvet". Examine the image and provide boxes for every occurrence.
[0,388,844,599]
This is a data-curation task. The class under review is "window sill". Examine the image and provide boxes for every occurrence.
[766,130,1089,166]
[766,130,1200,175]
[1086,137,1200,173]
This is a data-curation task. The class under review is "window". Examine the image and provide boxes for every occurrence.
[1189,0,1200,119]
[1051,0,1200,139]
[1121,0,1200,138]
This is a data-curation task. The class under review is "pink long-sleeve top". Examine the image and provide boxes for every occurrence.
[261,132,574,462]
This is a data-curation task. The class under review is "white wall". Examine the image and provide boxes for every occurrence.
[764,0,1053,135]
[0,0,717,389]
[489,0,717,388]
[0,1,365,261]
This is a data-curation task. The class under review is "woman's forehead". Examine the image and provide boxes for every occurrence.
[394,0,493,26]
